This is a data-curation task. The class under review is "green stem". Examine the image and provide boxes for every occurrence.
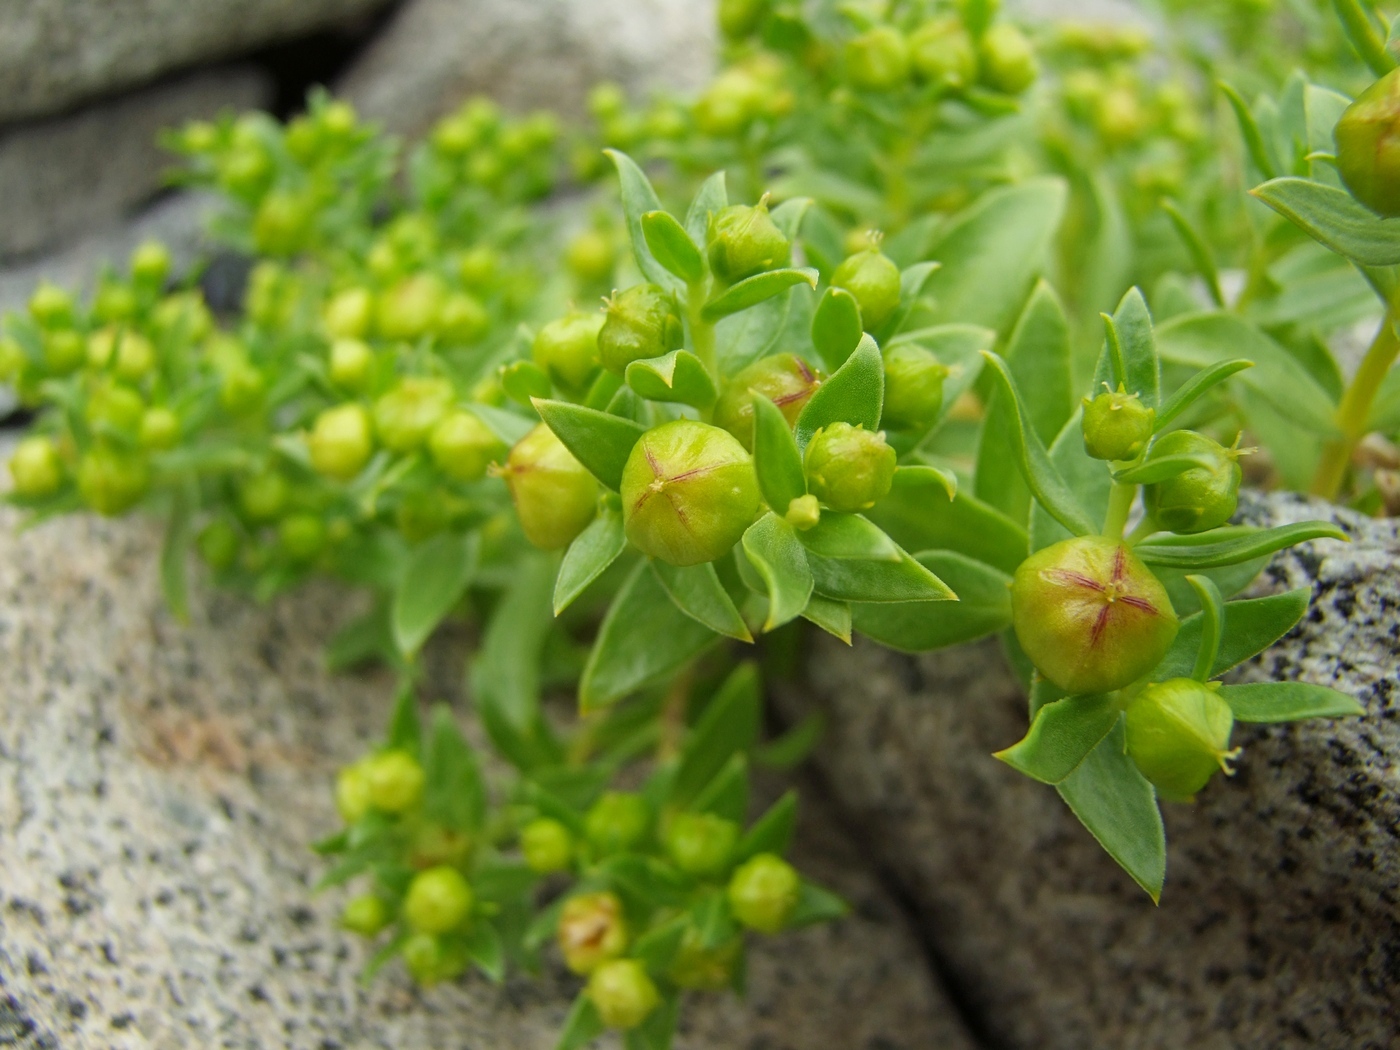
[1310,311,1400,500]
[1101,480,1138,540]
[687,279,717,379]
[1124,514,1159,546]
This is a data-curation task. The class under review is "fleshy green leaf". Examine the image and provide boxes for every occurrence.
[869,473,1027,577]
[1217,682,1365,723]
[1333,0,1396,77]
[642,210,705,283]
[533,398,647,491]
[465,921,505,983]
[1112,453,1221,486]
[652,560,752,642]
[1093,288,1160,408]
[995,694,1120,785]
[796,513,899,560]
[501,360,552,405]
[875,261,941,339]
[769,197,813,241]
[752,395,807,514]
[672,663,762,808]
[469,401,536,445]
[807,546,956,604]
[685,171,728,247]
[702,268,819,321]
[1187,575,1224,683]
[788,880,851,928]
[554,504,627,615]
[632,916,689,975]
[741,513,814,631]
[851,550,1010,652]
[692,753,750,823]
[1057,720,1166,901]
[423,704,486,833]
[1029,407,1112,553]
[1220,81,1278,179]
[800,595,852,643]
[794,334,883,451]
[1161,200,1225,307]
[812,286,864,371]
[607,150,683,291]
[160,481,195,623]
[1252,176,1400,266]
[736,790,797,859]
[625,350,718,408]
[386,681,421,756]
[1154,359,1255,432]
[556,996,605,1050]
[326,599,399,672]
[392,532,479,656]
[1135,521,1347,570]
[1152,588,1310,681]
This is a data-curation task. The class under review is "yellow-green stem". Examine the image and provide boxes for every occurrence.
[1102,480,1138,540]
[1310,312,1400,501]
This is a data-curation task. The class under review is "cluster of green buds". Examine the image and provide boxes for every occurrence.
[422,96,562,205]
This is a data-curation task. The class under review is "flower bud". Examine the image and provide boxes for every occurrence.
[409,822,472,870]
[310,403,375,481]
[376,273,445,342]
[585,792,652,855]
[1082,386,1154,461]
[520,817,574,873]
[139,406,181,450]
[587,959,660,1030]
[1125,678,1239,801]
[1335,68,1400,217]
[620,420,761,566]
[93,281,138,324]
[324,287,374,340]
[150,290,211,345]
[708,200,792,285]
[219,360,266,416]
[980,23,1038,95]
[365,750,425,813]
[669,927,743,990]
[9,436,63,499]
[404,866,474,934]
[253,190,315,257]
[0,336,25,383]
[727,852,800,934]
[558,891,629,974]
[373,378,454,453]
[1142,431,1242,535]
[714,354,821,451]
[501,423,599,550]
[218,142,272,199]
[113,332,156,382]
[598,284,684,374]
[533,311,604,392]
[719,0,768,39]
[130,241,171,290]
[832,248,902,331]
[910,18,977,87]
[198,519,241,572]
[437,292,489,345]
[1010,536,1178,695]
[845,27,911,92]
[77,445,149,516]
[803,423,896,511]
[43,330,85,375]
[882,344,947,429]
[86,381,145,434]
[238,469,289,523]
[458,246,499,289]
[328,338,375,391]
[29,282,75,329]
[341,894,389,938]
[278,513,326,563]
[566,229,615,283]
[402,932,466,985]
[665,812,739,877]
[695,68,764,137]
[430,410,503,482]
[86,328,121,370]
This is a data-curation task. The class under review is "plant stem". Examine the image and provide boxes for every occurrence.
[1310,311,1400,501]
[657,661,695,762]
[1124,514,1158,546]
[688,279,717,380]
[1101,480,1138,540]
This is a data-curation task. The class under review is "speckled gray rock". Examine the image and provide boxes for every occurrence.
[0,508,974,1050]
[0,0,387,125]
[776,490,1399,1050]
[338,0,717,137]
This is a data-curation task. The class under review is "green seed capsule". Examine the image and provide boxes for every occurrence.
[401,932,466,985]
[139,406,181,450]
[458,246,499,289]
[533,310,604,392]
[404,866,474,934]
[980,23,1038,95]
[882,344,947,429]
[376,273,446,341]
[9,436,63,499]
[520,817,574,874]
[197,519,241,572]
[832,248,902,331]
[727,852,800,934]
[365,750,425,813]
[1142,431,1242,535]
[845,26,911,92]
[665,812,740,877]
[335,758,374,824]
[803,422,897,511]
[713,354,821,451]
[1010,535,1178,695]
[584,792,652,855]
[719,0,768,39]
[310,403,375,481]
[708,200,792,285]
[1125,678,1239,801]
[253,190,315,256]
[43,330,85,375]
[409,823,472,870]
[620,420,761,566]
[86,381,145,434]
[587,959,660,1031]
[238,469,289,523]
[219,360,266,416]
[1081,386,1155,461]
[910,18,978,87]
[93,282,138,324]
[373,378,454,454]
[437,292,489,345]
[558,891,629,974]
[131,241,172,289]
[1336,68,1400,217]
[429,410,504,482]
[29,282,75,329]
[328,338,375,391]
[77,445,149,516]
[565,229,615,283]
[113,332,156,382]
[597,284,684,374]
[323,287,375,340]
[502,423,599,550]
[341,894,389,938]
[278,513,326,563]
[669,927,743,990]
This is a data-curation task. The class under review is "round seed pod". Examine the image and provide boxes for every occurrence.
[803,422,897,511]
[429,410,504,482]
[77,445,150,516]
[364,750,425,813]
[520,818,574,874]
[9,436,63,499]
[558,891,629,975]
[1336,68,1400,217]
[1142,430,1242,534]
[910,17,977,87]
[832,248,901,331]
[403,866,474,935]
[373,378,454,453]
[587,960,660,1030]
[597,284,684,374]
[845,26,911,92]
[501,423,599,550]
[707,200,792,284]
[310,403,375,481]
[1081,386,1155,461]
[980,23,1039,95]
[713,354,821,451]
[1126,677,1238,801]
[665,812,740,877]
[533,310,604,392]
[882,344,947,429]
[727,852,800,934]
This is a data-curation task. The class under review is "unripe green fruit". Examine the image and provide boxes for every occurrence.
[373,378,454,453]
[1082,387,1155,461]
[86,382,145,434]
[708,201,792,284]
[719,0,768,39]
[533,311,604,391]
[43,330,85,375]
[404,866,474,934]
[278,513,326,563]
[502,423,598,550]
[218,143,272,198]
[727,852,800,934]
[219,361,266,416]
[803,422,897,511]
[86,328,118,370]
[238,469,289,523]
[832,249,902,331]
[669,927,742,990]
[130,242,171,290]
[402,932,466,985]
[377,274,445,341]
[139,406,180,450]
[93,282,138,323]
[77,445,149,516]
[621,420,761,566]
[1126,678,1239,801]
[1142,431,1242,535]
[29,282,75,329]
[437,292,489,345]
[151,292,212,344]
[365,750,425,813]
[113,332,156,382]
[341,894,389,937]
[324,288,374,339]
[585,792,652,855]
[310,403,375,481]
[587,960,660,1030]
[910,18,977,87]
[430,410,503,482]
[458,246,499,289]
[882,345,947,429]
[0,336,25,382]
[558,891,629,974]
[9,436,63,499]
[1336,68,1400,217]
[409,823,472,870]
[665,812,739,876]
[695,68,764,137]
[980,23,1038,95]
[329,338,375,390]
[520,817,574,873]
[713,354,821,451]
[197,519,241,572]
[845,26,911,92]
[598,284,684,374]
[565,229,615,283]
[1011,536,1178,695]
[253,191,315,256]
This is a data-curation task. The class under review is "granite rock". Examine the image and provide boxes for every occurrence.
[777,490,1400,1050]
[0,508,974,1050]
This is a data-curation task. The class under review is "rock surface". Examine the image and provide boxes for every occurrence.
[0,0,387,125]
[339,0,717,137]
[0,508,974,1050]
[777,490,1400,1050]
